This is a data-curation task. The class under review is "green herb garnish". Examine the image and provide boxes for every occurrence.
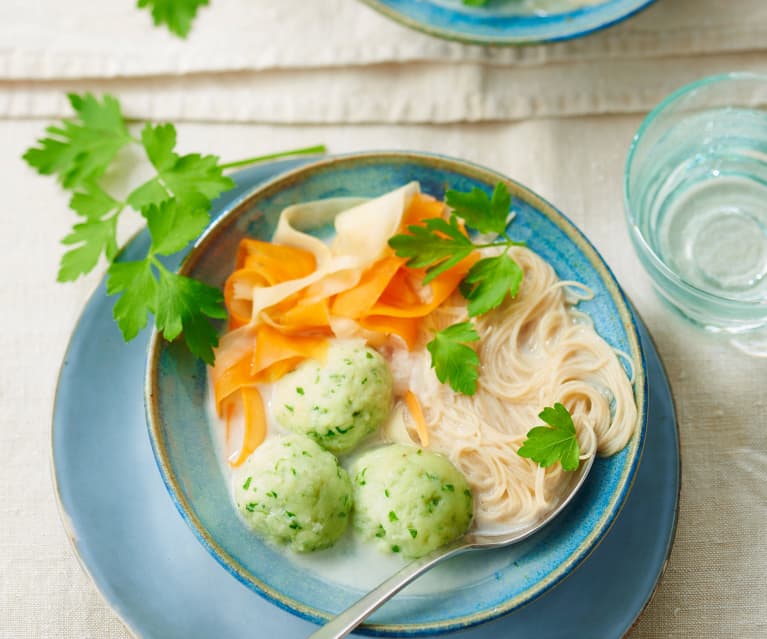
[461,254,523,318]
[23,93,325,365]
[389,181,524,395]
[388,216,475,284]
[445,182,511,235]
[390,181,524,315]
[425,322,480,396]
[517,403,581,471]
[137,0,209,38]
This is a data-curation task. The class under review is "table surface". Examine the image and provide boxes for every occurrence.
[1,1,767,638]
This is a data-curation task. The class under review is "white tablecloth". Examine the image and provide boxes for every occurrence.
[2,1,767,637]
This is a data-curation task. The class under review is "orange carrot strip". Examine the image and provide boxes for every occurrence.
[263,298,332,335]
[377,267,422,307]
[228,387,267,467]
[251,324,328,375]
[236,239,316,274]
[358,315,420,350]
[224,239,319,328]
[370,253,479,318]
[213,352,253,412]
[214,326,328,413]
[224,269,271,328]
[404,390,429,448]
[399,193,446,231]
[331,256,405,318]
[255,357,304,383]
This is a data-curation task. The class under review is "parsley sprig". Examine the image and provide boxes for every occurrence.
[389,182,525,395]
[24,93,325,364]
[517,403,581,471]
[137,0,209,38]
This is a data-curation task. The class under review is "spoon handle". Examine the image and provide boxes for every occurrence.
[307,538,471,639]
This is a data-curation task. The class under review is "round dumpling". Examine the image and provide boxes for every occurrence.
[351,444,473,558]
[273,340,393,455]
[233,434,352,552]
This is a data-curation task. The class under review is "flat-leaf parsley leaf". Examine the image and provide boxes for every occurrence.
[517,403,581,471]
[444,182,512,236]
[137,0,209,38]
[426,322,481,396]
[106,260,158,342]
[388,217,475,284]
[23,94,131,189]
[59,216,119,282]
[461,253,524,317]
[127,123,235,210]
[142,199,210,256]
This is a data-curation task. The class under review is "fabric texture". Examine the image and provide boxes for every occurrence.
[1,0,767,123]
[1,0,767,638]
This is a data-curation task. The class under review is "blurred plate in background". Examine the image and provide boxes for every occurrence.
[357,0,657,45]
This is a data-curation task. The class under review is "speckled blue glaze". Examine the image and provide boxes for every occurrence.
[357,0,657,45]
[145,152,647,635]
[53,157,677,639]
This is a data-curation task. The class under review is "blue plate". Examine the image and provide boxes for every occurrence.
[53,157,678,639]
[357,0,657,45]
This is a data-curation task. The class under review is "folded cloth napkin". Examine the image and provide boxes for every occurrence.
[1,0,767,79]
[3,0,767,124]
[3,51,767,124]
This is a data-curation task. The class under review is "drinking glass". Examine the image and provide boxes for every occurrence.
[625,73,767,353]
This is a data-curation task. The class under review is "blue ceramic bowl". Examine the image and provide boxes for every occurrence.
[357,0,657,45]
[145,152,647,635]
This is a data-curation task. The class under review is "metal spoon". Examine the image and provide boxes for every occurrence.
[308,454,594,639]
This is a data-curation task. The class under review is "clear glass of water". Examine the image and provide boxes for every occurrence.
[625,73,767,349]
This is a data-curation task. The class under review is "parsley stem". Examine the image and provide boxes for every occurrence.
[219,145,327,171]
[473,239,526,250]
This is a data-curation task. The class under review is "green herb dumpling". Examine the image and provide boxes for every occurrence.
[233,434,352,552]
[351,444,473,558]
[273,339,393,455]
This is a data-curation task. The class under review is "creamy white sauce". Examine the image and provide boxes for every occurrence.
[288,527,520,595]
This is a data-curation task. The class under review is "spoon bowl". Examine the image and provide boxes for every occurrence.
[308,454,595,639]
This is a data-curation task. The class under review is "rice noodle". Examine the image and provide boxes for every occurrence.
[383,245,637,531]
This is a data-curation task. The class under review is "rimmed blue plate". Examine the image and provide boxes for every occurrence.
[52,157,678,638]
[357,0,657,45]
[145,152,647,635]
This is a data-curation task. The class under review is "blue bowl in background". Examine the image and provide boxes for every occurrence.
[356,0,657,45]
[145,151,647,635]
